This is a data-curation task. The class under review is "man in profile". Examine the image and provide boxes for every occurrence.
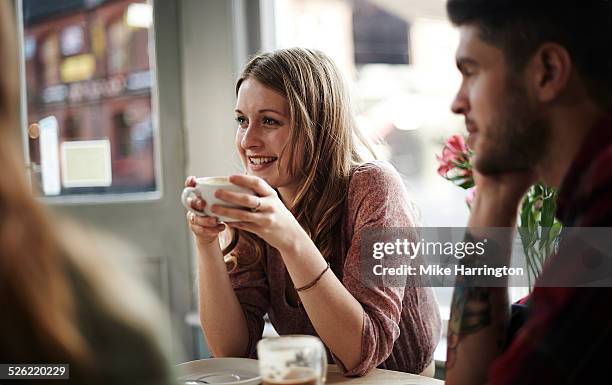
[444,1,612,384]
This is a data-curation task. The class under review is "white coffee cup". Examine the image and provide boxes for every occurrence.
[181,176,255,222]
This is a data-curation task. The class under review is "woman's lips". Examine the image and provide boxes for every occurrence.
[248,161,275,171]
[247,156,277,172]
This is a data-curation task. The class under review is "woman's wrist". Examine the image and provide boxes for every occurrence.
[277,223,309,257]
[196,237,223,259]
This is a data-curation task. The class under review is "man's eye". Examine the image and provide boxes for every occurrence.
[462,68,476,77]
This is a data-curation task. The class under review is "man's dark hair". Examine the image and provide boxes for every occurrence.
[447,0,612,108]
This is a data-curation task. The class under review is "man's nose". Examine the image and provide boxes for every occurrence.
[451,86,469,115]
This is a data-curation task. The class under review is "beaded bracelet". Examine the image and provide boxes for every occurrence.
[295,262,331,292]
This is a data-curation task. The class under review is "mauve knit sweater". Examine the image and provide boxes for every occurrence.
[228,161,441,376]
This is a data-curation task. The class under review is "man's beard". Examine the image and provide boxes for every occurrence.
[474,79,551,175]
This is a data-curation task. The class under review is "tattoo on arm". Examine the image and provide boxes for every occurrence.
[446,233,510,370]
[446,286,493,369]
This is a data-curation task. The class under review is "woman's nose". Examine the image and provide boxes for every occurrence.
[240,124,263,149]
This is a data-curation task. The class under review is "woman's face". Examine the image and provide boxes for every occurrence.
[235,78,299,195]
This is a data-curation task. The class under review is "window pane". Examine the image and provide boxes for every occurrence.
[22,0,158,198]
[274,0,467,227]
[352,0,410,65]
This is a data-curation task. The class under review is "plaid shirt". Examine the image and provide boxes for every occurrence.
[488,115,612,385]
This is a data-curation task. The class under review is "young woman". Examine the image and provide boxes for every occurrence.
[186,48,440,376]
[0,3,175,383]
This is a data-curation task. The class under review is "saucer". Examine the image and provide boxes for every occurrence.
[176,358,261,385]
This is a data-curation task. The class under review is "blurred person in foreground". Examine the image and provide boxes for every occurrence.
[0,3,177,384]
[445,0,612,384]
[185,48,441,376]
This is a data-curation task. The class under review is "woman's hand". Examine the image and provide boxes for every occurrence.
[210,175,305,253]
[184,176,226,247]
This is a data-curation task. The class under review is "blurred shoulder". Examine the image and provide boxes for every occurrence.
[56,219,177,384]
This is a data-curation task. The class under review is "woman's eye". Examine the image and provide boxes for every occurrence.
[262,117,279,126]
[235,116,248,127]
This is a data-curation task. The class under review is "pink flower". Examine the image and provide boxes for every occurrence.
[437,158,453,177]
[461,167,473,178]
[447,134,468,155]
[437,165,449,177]
[436,135,470,177]
[466,186,477,207]
[436,148,455,177]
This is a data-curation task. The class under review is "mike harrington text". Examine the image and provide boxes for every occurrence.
[373,264,524,278]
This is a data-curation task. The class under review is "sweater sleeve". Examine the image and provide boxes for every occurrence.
[227,241,270,358]
[334,161,420,376]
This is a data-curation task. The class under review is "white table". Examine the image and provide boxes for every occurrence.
[326,364,443,385]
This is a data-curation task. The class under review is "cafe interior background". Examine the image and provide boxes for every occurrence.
[14,0,528,372]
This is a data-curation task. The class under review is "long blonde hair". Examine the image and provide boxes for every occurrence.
[0,1,93,366]
[0,3,170,379]
[230,48,376,265]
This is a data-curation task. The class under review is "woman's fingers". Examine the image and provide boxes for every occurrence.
[228,221,257,233]
[184,193,205,212]
[186,211,219,227]
[185,175,197,187]
[211,204,261,222]
[186,211,225,243]
[190,222,225,235]
[184,189,226,244]
[215,189,260,211]
[229,174,276,197]
[187,197,206,211]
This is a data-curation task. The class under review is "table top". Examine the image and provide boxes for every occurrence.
[176,358,443,385]
[326,365,443,385]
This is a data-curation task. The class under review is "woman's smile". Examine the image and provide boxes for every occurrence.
[247,155,279,171]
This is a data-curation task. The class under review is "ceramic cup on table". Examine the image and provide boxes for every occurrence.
[257,335,327,385]
[181,176,255,223]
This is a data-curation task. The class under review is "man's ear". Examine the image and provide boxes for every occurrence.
[527,43,572,103]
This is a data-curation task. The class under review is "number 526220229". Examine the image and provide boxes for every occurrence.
[1,364,69,379]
